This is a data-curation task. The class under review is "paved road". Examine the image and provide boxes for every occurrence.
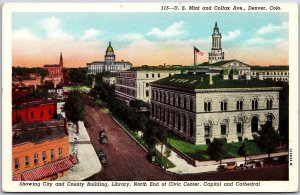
[84,104,288,181]
[84,104,175,181]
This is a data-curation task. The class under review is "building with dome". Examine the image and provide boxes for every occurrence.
[87,42,133,74]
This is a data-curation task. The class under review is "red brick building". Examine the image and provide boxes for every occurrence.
[43,53,64,85]
[12,100,57,125]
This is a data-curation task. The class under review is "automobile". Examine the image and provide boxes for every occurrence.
[99,136,108,144]
[224,162,238,171]
[99,132,106,138]
[100,156,108,165]
[97,149,106,158]
[217,165,226,172]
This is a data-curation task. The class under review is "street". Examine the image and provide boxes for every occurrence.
[84,104,288,181]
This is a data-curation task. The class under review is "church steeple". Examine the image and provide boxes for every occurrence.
[59,52,63,67]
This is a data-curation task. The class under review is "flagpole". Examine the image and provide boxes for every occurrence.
[194,46,196,66]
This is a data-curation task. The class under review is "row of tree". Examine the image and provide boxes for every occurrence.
[12,67,49,77]
[208,122,279,165]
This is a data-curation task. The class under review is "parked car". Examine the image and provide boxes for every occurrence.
[225,162,238,171]
[99,132,106,138]
[99,136,108,144]
[97,149,108,165]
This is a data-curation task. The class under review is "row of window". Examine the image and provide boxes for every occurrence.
[203,99,273,112]
[152,91,194,111]
[146,73,160,78]
[14,148,62,170]
[151,105,195,137]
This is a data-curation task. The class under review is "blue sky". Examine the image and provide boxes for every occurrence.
[12,12,289,67]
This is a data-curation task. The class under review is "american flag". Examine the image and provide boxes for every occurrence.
[194,47,204,56]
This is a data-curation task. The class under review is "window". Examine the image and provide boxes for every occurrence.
[178,97,181,108]
[34,153,38,165]
[40,111,44,118]
[164,93,166,103]
[15,158,19,170]
[236,100,243,110]
[25,156,30,167]
[236,123,242,134]
[42,151,46,161]
[146,83,149,87]
[51,149,55,159]
[266,99,273,109]
[252,99,258,110]
[172,96,176,106]
[189,99,193,111]
[146,74,149,78]
[204,126,210,137]
[189,118,194,137]
[152,74,155,78]
[158,73,160,78]
[30,112,34,119]
[220,101,228,111]
[177,114,181,129]
[204,101,211,112]
[146,90,149,97]
[221,124,227,135]
[58,147,62,156]
[183,98,187,110]
[251,116,259,133]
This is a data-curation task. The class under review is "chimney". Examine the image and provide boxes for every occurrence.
[209,74,213,85]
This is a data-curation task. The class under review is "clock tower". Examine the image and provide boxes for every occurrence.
[209,22,225,64]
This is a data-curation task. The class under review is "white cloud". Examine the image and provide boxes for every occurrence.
[244,37,286,47]
[81,28,100,40]
[147,20,185,38]
[39,16,73,40]
[121,33,143,41]
[257,22,288,34]
[13,28,38,41]
[223,30,241,41]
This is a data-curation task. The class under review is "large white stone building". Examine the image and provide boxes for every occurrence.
[87,42,132,74]
[150,74,281,145]
[115,66,182,103]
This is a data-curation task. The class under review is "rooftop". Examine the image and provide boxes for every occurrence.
[197,60,234,67]
[13,100,56,109]
[44,64,60,67]
[129,65,197,71]
[13,119,67,146]
[151,74,279,90]
[251,65,289,70]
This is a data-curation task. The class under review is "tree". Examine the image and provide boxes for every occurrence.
[238,142,249,165]
[64,92,86,134]
[156,127,168,155]
[207,138,226,165]
[258,122,278,158]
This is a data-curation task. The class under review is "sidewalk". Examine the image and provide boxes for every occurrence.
[59,121,101,181]
[157,144,288,174]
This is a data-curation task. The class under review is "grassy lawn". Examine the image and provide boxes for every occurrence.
[168,133,287,161]
[67,86,91,93]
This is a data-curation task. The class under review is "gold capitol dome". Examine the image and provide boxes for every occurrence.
[106,41,114,52]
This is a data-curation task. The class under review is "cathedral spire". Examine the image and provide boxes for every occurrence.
[59,52,63,67]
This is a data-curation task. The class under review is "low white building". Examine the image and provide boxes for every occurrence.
[102,76,116,86]
[150,74,281,145]
[115,66,183,103]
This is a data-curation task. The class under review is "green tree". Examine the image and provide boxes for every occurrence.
[258,122,279,158]
[156,127,168,155]
[238,142,249,165]
[64,92,86,134]
[208,138,226,165]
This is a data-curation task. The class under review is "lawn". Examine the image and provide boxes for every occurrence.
[168,133,285,161]
[67,86,91,93]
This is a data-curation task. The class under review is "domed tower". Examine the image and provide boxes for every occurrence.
[209,22,224,64]
[104,42,115,63]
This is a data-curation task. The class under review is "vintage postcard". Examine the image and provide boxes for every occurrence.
[2,3,298,193]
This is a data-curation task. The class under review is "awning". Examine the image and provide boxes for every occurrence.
[14,157,74,181]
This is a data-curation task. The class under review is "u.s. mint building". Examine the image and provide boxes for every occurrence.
[150,74,281,145]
